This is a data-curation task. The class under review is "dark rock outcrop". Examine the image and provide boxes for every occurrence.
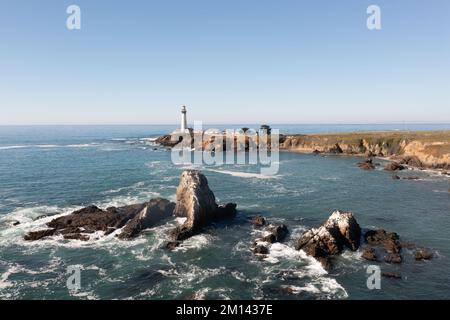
[4,220,20,227]
[400,242,416,250]
[384,162,405,171]
[251,215,266,227]
[392,175,401,180]
[399,156,423,168]
[362,247,378,261]
[253,244,269,254]
[382,272,402,279]
[118,198,175,239]
[155,134,183,148]
[24,198,175,241]
[363,229,405,264]
[414,248,433,261]
[262,224,288,243]
[24,229,57,241]
[357,158,375,170]
[295,211,361,269]
[384,253,402,264]
[170,170,237,241]
[329,143,343,154]
[364,229,401,254]
[166,241,181,250]
[63,233,90,241]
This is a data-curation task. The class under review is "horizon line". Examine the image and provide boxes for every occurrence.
[1,122,450,127]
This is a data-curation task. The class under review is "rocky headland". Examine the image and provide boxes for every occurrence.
[156,130,450,171]
[280,130,450,171]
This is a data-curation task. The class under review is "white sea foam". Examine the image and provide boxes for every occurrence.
[314,277,348,298]
[66,144,92,148]
[207,169,280,179]
[100,181,146,195]
[170,265,226,288]
[140,137,158,142]
[35,144,59,148]
[0,265,19,289]
[281,284,321,294]
[172,234,213,252]
[433,189,450,193]
[319,176,340,181]
[0,145,27,150]
[192,287,210,300]
[264,243,310,265]
[69,289,98,300]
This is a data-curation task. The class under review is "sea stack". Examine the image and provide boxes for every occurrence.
[170,170,237,241]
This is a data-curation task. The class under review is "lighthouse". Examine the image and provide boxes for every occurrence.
[180,105,188,132]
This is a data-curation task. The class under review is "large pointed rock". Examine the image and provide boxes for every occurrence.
[170,170,237,241]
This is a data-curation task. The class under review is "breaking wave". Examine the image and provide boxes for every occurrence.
[207,169,280,179]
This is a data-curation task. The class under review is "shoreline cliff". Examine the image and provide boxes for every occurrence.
[156,130,450,171]
[279,131,450,170]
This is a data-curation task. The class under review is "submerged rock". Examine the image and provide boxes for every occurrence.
[382,272,402,279]
[63,233,90,241]
[403,176,420,180]
[166,241,181,250]
[251,215,266,227]
[414,248,433,261]
[384,253,402,264]
[4,220,20,227]
[362,247,378,261]
[253,244,269,254]
[170,170,237,241]
[295,210,361,269]
[384,162,405,171]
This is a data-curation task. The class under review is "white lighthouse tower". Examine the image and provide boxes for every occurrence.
[180,105,188,132]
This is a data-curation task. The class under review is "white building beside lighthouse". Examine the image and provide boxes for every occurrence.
[180,105,188,132]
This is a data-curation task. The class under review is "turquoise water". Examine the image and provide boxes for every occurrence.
[0,125,449,299]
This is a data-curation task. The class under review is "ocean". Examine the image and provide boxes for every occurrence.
[0,124,449,299]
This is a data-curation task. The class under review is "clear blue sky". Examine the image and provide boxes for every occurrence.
[1,0,449,125]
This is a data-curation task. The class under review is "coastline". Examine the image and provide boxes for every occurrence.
[1,126,449,299]
[155,130,450,173]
